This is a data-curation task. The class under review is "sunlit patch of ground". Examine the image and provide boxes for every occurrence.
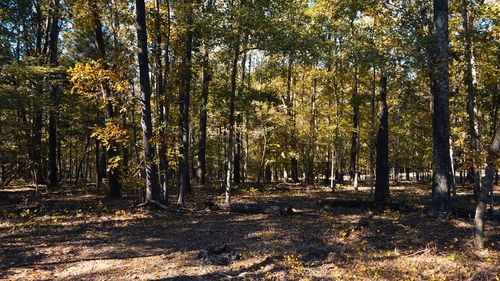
[0,183,498,280]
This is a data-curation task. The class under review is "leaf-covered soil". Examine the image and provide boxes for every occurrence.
[1,183,498,280]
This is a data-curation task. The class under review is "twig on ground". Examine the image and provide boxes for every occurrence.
[403,248,431,257]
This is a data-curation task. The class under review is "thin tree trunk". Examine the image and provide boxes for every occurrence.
[331,68,340,192]
[474,123,500,249]
[68,141,72,182]
[257,127,268,187]
[225,35,240,206]
[152,0,168,201]
[243,54,252,182]
[136,0,161,202]
[492,82,499,188]
[177,1,193,205]
[450,137,457,196]
[47,0,60,188]
[462,0,481,198]
[197,1,214,185]
[369,67,376,197]
[374,73,390,204]
[350,67,360,191]
[289,58,299,183]
[95,139,102,191]
[307,78,317,185]
[197,42,210,185]
[0,116,4,183]
[336,58,345,186]
[32,95,44,184]
[31,0,45,185]
[234,49,247,185]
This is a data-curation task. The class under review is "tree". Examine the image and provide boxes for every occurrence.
[136,0,160,202]
[197,0,215,186]
[92,5,122,198]
[153,0,169,200]
[225,28,240,207]
[177,0,193,206]
[474,123,499,249]
[430,0,453,213]
[373,73,389,203]
[461,0,481,198]
[47,0,61,189]
[350,67,360,190]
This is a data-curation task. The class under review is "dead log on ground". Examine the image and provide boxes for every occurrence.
[206,201,294,216]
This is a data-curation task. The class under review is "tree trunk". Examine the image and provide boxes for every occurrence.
[369,67,376,197]
[47,0,60,189]
[225,36,240,206]
[152,0,169,201]
[493,82,499,187]
[462,0,481,198]
[234,49,247,185]
[31,0,45,185]
[474,123,500,249]
[95,139,102,191]
[289,59,299,183]
[136,0,161,202]
[430,0,453,213]
[177,1,193,205]
[374,74,390,204]
[257,127,267,187]
[243,54,252,183]
[350,67,360,190]
[307,78,317,185]
[32,96,44,184]
[196,1,213,185]
[160,0,172,201]
[197,38,210,185]
[92,8,122,198]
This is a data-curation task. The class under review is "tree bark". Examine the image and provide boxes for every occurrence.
[177,1,193,205]
[350,67,360,190]
[161,0,172,201]
[431,0,453,213]
[234,49,247,185]
[283,54,294,183]
[225,36,240,206]
[474,123,500,249]
[462,0,481,198]
[47,0,60,189]
[32,95,44,185]
[152,0,168,201]
[374,74,390,204]
[287,59,299,183]
[307,78,317,185]
[196,0,213,185]
[369,67,376,197]
[136,0,161,202]
[197,28,211,185]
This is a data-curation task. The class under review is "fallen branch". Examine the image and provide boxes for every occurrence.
[403,248,431,257]
[136,200,186,214]
[207,201,294,216]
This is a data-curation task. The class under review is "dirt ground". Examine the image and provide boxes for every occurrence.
[0,182,499,280]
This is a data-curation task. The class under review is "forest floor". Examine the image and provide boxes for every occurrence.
[0,182,499,280]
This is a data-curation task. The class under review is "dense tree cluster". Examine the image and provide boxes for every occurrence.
[0,0,498,248]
